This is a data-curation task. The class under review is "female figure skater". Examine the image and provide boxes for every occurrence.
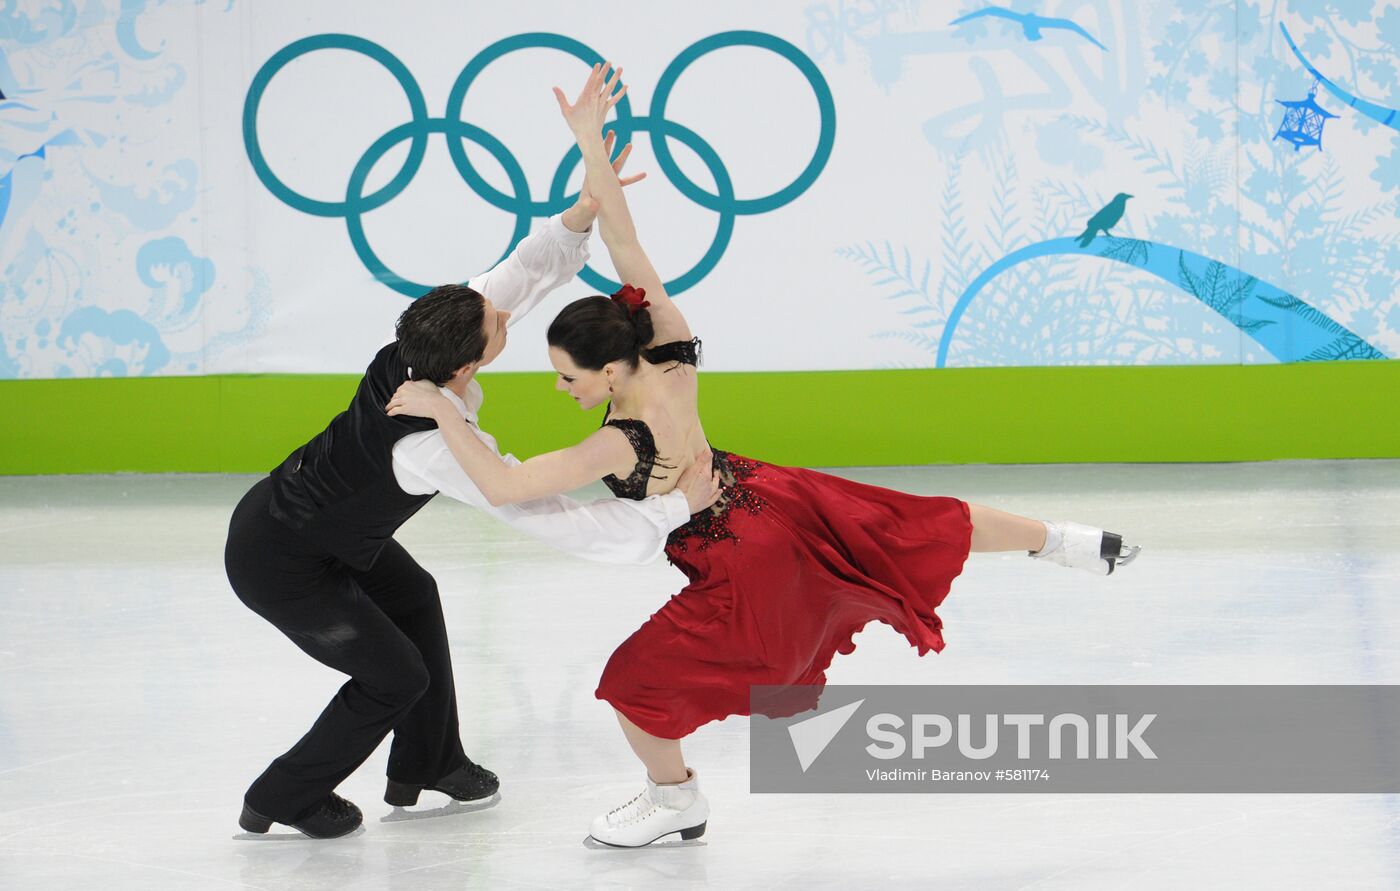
[387,63,1139,847]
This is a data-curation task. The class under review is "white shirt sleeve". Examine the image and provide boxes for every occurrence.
[393,426,693,565]
[467,214,591,325]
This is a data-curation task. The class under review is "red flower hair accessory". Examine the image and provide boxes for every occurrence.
[611,284,651,314]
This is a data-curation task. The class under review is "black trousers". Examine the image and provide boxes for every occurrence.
[224,477,467,822]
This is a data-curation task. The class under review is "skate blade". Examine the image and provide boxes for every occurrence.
[1099,533,1140,575]
[1114,545,1142,569]
[583,832,707,850]
[380,792,501,823]
[232,825,366,842]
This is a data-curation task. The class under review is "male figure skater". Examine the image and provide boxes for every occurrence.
[224,154,720,839]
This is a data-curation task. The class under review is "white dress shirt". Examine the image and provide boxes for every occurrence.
[390,214,692,565]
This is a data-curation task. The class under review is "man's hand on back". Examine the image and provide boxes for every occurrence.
[675,450,722,516]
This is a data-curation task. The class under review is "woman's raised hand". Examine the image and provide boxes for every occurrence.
[386,379,455,424]
[552,61,627,140]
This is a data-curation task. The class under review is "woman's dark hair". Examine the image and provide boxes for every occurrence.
[395,284,486,385]
[547,295,655,370]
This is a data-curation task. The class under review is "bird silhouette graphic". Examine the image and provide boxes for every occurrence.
[950,6,1108,51]
[1074,193,1132,247]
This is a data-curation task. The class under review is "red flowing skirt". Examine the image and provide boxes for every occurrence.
[595,453,972,739]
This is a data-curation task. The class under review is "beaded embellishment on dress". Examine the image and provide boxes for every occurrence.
[667,450,766,553]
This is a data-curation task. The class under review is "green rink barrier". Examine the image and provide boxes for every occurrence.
[1,361,1397,474]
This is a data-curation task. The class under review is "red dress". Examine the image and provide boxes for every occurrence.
[594,342,973,740]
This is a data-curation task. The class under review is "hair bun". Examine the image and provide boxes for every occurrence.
[626,301,655,347]
[547,294,650,371]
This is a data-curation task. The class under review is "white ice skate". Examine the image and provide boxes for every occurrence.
[1031,521,1140,575]
[588,769,709,848]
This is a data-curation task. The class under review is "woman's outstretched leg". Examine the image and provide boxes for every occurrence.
[967,503,1048,553]
[588,709,709,847]
[966,502,1140,574]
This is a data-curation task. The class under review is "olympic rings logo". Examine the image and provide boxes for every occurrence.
[243,31,836,298]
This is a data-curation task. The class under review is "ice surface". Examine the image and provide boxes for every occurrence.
[1,461,1397,889]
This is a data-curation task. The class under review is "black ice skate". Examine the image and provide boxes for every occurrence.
[238,793,362,839]
[385,757,500,806]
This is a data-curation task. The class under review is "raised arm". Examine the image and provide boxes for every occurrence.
[466,213,588,325]
[470,131,646,325]
[387,380,635,506]
[553,63,692,346]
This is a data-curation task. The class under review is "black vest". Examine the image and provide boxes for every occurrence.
[267,342,439,570]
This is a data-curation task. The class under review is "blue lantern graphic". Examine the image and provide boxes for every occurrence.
[1273,82,1337,151]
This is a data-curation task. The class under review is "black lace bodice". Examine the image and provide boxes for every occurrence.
[599,339,701,500]
[601,418,677,500]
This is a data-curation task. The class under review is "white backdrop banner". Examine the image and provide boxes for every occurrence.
[1,0,1396,378]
